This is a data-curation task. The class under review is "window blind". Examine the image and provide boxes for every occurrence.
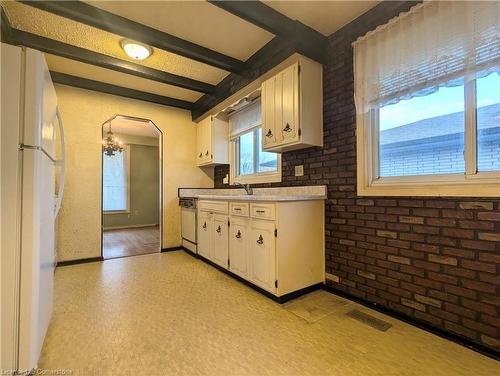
[353,1,500,113]
[228,99,261,140]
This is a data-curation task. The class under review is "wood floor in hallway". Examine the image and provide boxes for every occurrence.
[102,225,160,259]
[39,252,497,376]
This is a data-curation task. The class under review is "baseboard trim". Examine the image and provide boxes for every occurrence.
[322,284,499,361]
[183,250,321,304]
[57,256,104,267]
[161,246,183,253]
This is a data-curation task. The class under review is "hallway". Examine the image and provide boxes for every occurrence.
[39,252,496,376]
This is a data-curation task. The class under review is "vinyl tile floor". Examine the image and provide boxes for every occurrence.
[38,251,497,376]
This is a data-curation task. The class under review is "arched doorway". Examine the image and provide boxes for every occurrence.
[100,114,163,259]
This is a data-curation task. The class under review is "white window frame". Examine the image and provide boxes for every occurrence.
[229,127,282,185]
[357,78,500,197]
[103,145,131,213]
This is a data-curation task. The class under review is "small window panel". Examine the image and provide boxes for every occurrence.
[476,72,500,172]
[379,84,465,177]
[103,147,129,212]
[231,127,281,184]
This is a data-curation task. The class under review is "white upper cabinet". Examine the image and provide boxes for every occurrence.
[196,115,229,167]
[261,58,323,152]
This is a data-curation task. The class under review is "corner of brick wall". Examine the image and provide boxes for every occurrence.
[213,1,499,352]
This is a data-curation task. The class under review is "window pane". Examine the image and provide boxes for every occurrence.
[379,84,465,177]
[256,128,278,173]
[238,131,255,176]
[103,151,127,211]
[476,72,500,172]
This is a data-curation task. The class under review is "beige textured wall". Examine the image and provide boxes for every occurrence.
[55,85,213,261]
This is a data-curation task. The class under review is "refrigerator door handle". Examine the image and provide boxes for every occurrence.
[54,108,65,217]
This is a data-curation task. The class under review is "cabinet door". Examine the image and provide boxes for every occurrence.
[229,216,249,278]
[249,220,276,293]
[212,214,229,269]
[197,210,212,260]
[280,63,299,144]
[261,77,276,148]
[196,121,204,165]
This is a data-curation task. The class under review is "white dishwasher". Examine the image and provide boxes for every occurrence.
[180,197,197,253]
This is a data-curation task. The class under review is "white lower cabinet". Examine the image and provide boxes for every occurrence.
[198,199,324,298]
[197,210,212,260]
[212,214,229,268]
[229,216,249,278]
[248,219,276,293]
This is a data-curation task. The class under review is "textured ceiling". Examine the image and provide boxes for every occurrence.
[264,1,380,36]
[87,0,274,61]
[45,54,203,102]
[106,117,160,138]
[3,1,229,85]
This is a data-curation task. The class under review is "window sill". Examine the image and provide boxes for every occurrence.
[103,210,130,215]
[358,172,500,197]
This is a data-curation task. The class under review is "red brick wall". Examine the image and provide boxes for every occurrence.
[214,1,499,351]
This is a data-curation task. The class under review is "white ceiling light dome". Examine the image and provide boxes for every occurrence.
[120,39,153,60]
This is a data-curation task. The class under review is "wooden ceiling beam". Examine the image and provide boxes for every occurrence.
[51,71,194,111]
[208,1,328,64]
[10,29,215,94]
[21,1,246,73]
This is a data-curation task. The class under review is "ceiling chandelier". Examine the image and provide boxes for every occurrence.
[102,122,123,156]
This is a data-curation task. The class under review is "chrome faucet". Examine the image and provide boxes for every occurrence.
[235,182,253,195]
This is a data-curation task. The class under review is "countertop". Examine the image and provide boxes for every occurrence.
[179,186,327,202]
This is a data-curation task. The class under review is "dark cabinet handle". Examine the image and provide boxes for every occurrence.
[283,123,292,132]
[265,129,273,138]
[199,152,202,158]
[205,150,209,156]
[256,210,265,214]
[216,225,221,234]
[234,208,241,211]
[202,222,207,229]
[256,235,264,245]
[235,230,241,239]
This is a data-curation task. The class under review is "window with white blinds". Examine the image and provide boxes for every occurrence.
[354,1,500,197]
[228,99,281,184]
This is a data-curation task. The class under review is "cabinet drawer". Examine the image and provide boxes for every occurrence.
[199,200,228,214]
[250,203,276,220]
[230,202,249,217]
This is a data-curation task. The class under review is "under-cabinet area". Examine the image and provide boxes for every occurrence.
[194,194,325,299]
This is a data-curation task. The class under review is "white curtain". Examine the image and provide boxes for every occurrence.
[353,1,500,114]
[228,99,261,140]
[103,147,128,211]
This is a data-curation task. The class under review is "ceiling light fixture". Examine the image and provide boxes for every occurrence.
[120,39,153,60]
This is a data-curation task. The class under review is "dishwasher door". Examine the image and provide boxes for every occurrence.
[181,206,197,253]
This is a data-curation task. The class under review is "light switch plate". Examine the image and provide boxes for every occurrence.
[295,165,304,177]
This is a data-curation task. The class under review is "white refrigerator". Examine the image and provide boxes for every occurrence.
[1,43,65,372]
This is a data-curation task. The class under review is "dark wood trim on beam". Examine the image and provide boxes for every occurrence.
[209,1,327,64]
[1,6,13,44]
[192,36,295,121]
[21,0,245,73]
[51,71,194,110]
[10,29,215,94]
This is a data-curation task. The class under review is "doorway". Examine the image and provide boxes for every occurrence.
[100,115,163,259]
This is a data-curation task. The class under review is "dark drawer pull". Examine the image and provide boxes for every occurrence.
[283,123,292,132]
[199,152,202,158]
[202,222,207,229]
[256,210,265,214]
[205,150,209,156]
[256,235,264,245]
[265,129,273,138]
[235,230,241,239]
[234,208,241,211]
[216,225,221,234]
